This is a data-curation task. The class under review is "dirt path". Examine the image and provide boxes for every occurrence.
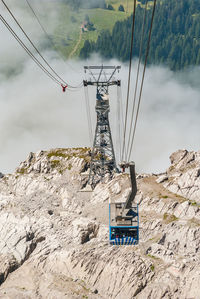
[68,29,82,59]
[138,176,186,202]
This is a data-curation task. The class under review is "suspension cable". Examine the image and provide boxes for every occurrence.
[84,85,93,147]
[120,85,127,159]
[116,85,122,161]
[121,0,137,162]
[1,0,70,86]
[128,0,157,161]
[24,0,80,76]
[126,0,148,160]
[65,85,83,92]
[0,14,61,85]
[25,0,56,50]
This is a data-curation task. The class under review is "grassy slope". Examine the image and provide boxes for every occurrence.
[107,0,154,12]
[38,1,131,58]
[107,0,137,12]
[37,0,154,58]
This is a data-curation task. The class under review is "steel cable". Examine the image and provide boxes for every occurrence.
[25,0,57,49]
[24,0,80,78]
[117,85,122,162]
[0,14,61,85]
[128,0,157,161]
[84,85,93,147]
[119,85,128,161]
[1,0,70,86]
[121,0,137,161]
[126,0,148,160]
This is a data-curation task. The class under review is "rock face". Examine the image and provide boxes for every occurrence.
[0,148,199,298]
[161,149,200,203]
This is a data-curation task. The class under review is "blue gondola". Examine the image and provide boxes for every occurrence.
[109,163,139,245]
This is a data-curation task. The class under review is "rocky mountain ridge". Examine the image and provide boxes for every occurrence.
[0,148,199,298]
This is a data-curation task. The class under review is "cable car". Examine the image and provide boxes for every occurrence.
[109,162,139,245]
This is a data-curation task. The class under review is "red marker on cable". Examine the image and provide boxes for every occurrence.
[61,84,67,92]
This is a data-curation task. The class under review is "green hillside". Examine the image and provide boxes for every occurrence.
[39,0,133,58]
[32,0,156,59]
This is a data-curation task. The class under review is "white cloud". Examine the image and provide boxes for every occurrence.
[0,3,200,174]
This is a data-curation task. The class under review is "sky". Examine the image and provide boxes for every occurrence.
[0,1,200,174]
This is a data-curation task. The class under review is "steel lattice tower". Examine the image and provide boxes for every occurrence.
[84,66,121,186]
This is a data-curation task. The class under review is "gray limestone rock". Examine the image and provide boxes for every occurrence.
[0,147,199,298]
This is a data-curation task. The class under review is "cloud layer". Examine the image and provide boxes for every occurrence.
[1,53,200,174]
[0,2,200,174]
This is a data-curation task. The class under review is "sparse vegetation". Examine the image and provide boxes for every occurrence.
[50,160,61,168]
[147,254,159,260]
[175,194,187,203]
[17,167,28,175]
[189,200,199,206]
[47,150,69,159]
[163,213,178,223]
[148,236,161,242]
[150,264,155,271]
[188,218,200,227]
[68,163,72,170]
[46,148,91,171]
[44,176,50,181]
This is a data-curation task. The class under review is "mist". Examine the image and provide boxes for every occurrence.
[0,0,61,79]
[1,51,200,174]
[1,2,200,174]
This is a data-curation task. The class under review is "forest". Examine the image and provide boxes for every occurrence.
[80,0,200,70]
